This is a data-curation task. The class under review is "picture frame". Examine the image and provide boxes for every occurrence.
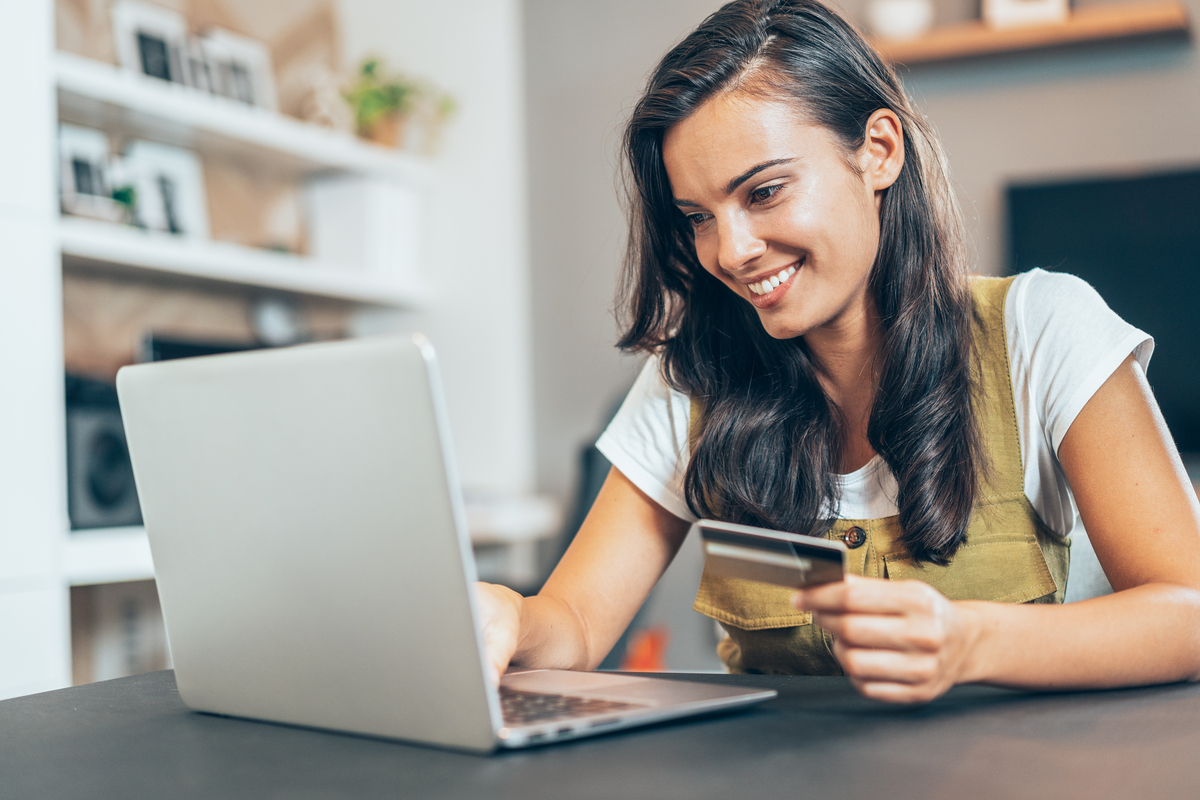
[122,140,210,238]
[982,0,1069,29]
[110,0,191,85]
[59,124,126,223]
[199,28,279,111]
[109,3,278,112]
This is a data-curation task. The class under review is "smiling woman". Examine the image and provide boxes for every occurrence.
[474,0,1200,703]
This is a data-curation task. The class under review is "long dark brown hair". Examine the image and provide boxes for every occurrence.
[617,0,979,564]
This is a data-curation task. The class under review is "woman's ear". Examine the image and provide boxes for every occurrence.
[860,108,904,193]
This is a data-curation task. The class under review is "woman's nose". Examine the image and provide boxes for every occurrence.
[716,213,766,273]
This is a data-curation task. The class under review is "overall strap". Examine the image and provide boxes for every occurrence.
[969,275,1025,499]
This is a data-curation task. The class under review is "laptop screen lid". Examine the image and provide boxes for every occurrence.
[117,334,502,751]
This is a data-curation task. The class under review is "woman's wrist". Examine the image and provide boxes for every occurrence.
[954,600,1001,686]
[509,592,592,672]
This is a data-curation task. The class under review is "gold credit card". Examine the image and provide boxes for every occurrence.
[699,519,846,588]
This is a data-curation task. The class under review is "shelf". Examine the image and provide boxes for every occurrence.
[464,495,562,545]
[64,527,154,586]
[59,216,428,307]
[873,1,1190,65]
[55,52,429,184]
[64,496,561,589]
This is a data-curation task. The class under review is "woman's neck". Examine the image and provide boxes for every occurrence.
[805,301,884,474]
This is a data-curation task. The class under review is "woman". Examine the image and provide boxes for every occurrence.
[478,0,1200,702]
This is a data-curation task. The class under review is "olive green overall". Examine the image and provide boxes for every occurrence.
[691,276,1070,675]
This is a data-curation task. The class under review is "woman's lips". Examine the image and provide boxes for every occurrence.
[745,263,799,309]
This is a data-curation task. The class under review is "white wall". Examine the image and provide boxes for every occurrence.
[339,0,536,496]
[524,0,725,509]
[895,0,1200,278]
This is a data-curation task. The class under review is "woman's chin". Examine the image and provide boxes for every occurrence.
[756,314,808,340]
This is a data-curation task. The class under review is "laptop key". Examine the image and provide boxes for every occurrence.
[499,687,649,725]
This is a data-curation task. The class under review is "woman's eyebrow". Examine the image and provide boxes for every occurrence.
[673,157,797,207]
[724,158,795,195]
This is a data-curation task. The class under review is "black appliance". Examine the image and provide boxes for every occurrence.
[1007,168,1200,455]
[66,375,142,529]
[66,335,263,530]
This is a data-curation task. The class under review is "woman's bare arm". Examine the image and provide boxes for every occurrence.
[477,466,691,681]
[960,353,1200,688]
[797,354,1200,701]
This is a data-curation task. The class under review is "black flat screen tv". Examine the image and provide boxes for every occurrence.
[1007,168,1200,455]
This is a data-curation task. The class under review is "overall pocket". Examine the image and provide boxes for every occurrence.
[883,531,1057,603]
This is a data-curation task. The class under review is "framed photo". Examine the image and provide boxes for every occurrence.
[982,0,1069,29]
[200,28,278,111]
[182,37,215,95]
[111,0,191,85]
[122,141,210,238]
[59,124,126,223]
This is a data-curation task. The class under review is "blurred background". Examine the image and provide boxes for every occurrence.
[2,0,1198,697]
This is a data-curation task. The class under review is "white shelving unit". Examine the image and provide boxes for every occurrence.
[54,55,439,591]
[53,54,558,592]
[63,493,563,592]
[2,3,549,698]
[60,216,428,306]
[56,52,429,183]
[63,527,154,586]
[56,52,430,308]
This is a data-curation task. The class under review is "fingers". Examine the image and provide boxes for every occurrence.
[790,576,968,703]
[795,574,943,616]
[850,677,948,704]
[815,607,947,652]
[476,581,523,687]
[832,638,939,684]
[482,623,515,687]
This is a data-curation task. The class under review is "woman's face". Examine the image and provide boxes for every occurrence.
[662,92,901,342]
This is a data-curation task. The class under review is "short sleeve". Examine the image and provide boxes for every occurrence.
[1008,269,1154,455]
[595,355,696,522]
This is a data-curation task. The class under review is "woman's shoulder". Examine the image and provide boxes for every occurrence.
[1008,267,1105,309]
[968,267,1099,312]
[594,353,696,522]
[998,268,1153,452]
[1001,268,1145,351]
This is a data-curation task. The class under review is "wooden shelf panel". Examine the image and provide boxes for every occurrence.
[55,52,429,183]
[59,216,427,308]
[874,1,1190,65]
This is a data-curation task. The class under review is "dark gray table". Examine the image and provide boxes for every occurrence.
[3,670,1199,799]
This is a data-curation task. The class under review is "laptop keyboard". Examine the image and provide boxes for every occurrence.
[499,687,648,725]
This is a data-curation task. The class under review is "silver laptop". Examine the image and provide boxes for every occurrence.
[116,334,774,752]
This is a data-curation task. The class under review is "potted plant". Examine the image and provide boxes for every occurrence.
[343,57,419,148]
[343,57,457,153]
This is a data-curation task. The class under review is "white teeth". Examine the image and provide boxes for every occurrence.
[747,266,797,296]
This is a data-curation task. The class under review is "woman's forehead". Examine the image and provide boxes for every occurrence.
[662,93,827,195]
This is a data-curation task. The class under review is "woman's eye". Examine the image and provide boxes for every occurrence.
[686,213,711,228]
[749,185,781,204]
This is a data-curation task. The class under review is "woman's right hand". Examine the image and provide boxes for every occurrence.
[475,581,525,686]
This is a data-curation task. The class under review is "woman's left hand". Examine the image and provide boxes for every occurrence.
[794,574,981,703]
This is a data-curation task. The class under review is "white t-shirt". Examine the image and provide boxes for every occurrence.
[595,269,1153,603]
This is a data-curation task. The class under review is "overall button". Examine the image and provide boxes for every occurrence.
[842,526,866,549]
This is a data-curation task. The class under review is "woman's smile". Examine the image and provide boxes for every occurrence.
[744,263,799,308]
